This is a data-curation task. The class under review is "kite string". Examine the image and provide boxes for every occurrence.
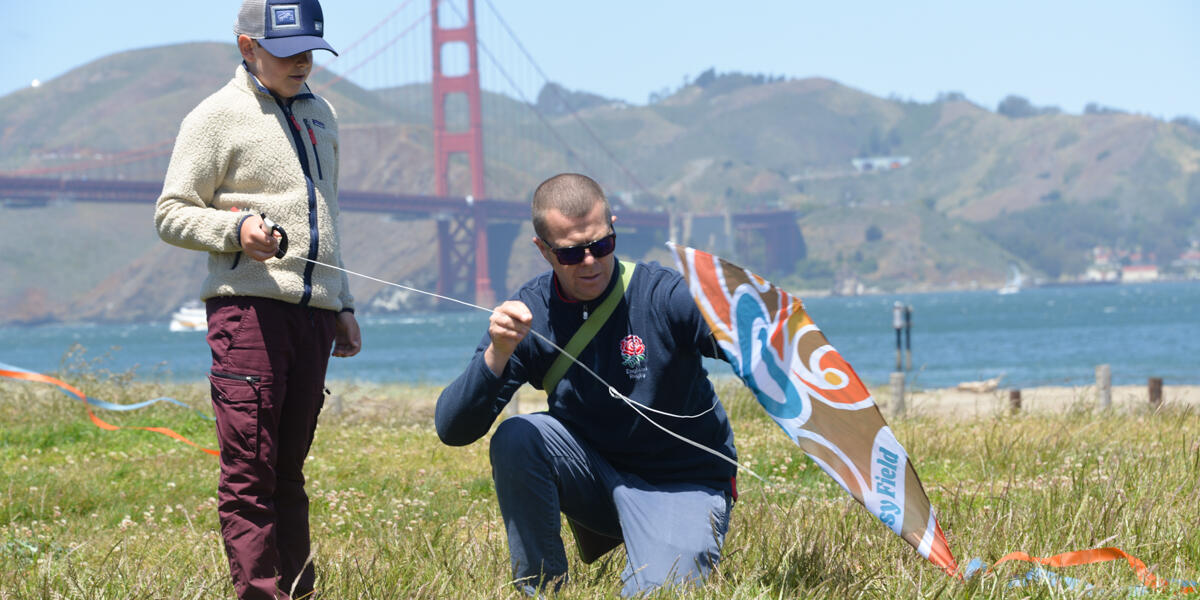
[293,256,760,480]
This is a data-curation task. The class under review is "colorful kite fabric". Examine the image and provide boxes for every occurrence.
[668,243,957,574]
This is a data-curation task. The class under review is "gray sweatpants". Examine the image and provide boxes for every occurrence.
[489,412,733,597]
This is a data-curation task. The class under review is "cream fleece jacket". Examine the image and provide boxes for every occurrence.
[155,64,354,313]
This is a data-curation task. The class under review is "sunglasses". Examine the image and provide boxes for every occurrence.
[541,231,617,265]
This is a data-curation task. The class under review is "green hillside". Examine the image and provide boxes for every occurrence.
[567,74,1200,281]
[1,45,1198,324]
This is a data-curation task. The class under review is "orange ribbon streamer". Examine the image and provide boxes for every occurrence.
[1,367,218,457]
[989,547,1196,593]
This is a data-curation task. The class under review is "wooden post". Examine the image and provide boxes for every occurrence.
[890,371,906,417]
[1095,364,1112,409]
[904,305,913,371]
[1009,389,1022,414]
[1148,377,1163,408]
[723,209,735,260]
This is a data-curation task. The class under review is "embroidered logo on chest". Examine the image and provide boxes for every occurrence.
[619,334,648,380]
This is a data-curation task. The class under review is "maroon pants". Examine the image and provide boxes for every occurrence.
[206,297,337,600]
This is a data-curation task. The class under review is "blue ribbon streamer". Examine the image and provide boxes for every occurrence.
[0,361,214,421]
[964,557,1198,595]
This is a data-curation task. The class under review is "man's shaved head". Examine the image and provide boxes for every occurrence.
[531,173,613,241]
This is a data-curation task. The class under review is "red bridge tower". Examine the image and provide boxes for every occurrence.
[431,0,494,307]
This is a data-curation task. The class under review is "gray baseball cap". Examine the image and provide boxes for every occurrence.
[235,0,338,57]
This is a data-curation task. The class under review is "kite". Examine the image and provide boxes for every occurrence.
[668,242,957,574]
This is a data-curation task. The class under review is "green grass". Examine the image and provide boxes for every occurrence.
[2,369,1198,599]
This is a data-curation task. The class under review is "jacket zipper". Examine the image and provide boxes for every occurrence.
[211,370,261,384]
[277,98,320,307]
[302,118,324,180]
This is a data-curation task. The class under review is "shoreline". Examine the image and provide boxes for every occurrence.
[4,278,1199,328]
[7,376,1195,423]
[311,380,1200,423]
[883,384,1200,419]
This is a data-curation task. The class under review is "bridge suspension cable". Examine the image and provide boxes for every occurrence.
[310,0,415,80]
[478,0,650,196]
[314,4,431,94]
[463,19,606,182]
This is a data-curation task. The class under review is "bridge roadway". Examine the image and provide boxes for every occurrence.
[0,176,802,302]
[0,175,668,226]
[0,175,675,304]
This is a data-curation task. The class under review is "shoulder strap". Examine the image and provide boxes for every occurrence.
[542,261,637,394]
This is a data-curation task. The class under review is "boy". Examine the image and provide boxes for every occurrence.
[154,1,359,598]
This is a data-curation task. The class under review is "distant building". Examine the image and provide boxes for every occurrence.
[851,156,910,173]
[1126,250,1156,265]
[1084,266,1119,282]
[1121,264,1159,283]
[1091,246,1115,267]
[1178,249,1200,265]
[1172,247,1200,279]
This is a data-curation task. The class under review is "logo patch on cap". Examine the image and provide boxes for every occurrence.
[272,5,300,29]
[315,21,323,32]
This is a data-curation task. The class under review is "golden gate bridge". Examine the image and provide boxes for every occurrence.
[0,0,802,308]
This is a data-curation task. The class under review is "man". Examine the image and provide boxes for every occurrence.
[435,173,737,596]
[155,0,359,597]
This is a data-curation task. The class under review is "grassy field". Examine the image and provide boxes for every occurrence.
[2,370,1198,599]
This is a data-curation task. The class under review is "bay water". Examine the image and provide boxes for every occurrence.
[2,281,1196,391]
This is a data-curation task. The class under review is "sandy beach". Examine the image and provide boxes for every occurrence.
[882,383,1200,420]
[322,380,1200,424]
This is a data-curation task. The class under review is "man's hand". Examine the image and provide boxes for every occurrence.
[239,214,280,262]
[484,300,532,376]
[333,311,362,357]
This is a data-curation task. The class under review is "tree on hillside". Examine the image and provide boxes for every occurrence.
[1084,102,1126,116]
[860,127,903,157]
[865,224,883,242]
[690,67,776,96]
[1172,116,1200,133]
[997,96,1035,118]
[694,68,717,88]
[997,95,1061,118]
[982,204,1123,277]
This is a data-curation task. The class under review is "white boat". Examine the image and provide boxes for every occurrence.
[169,301,207,332]
[998,264,1023,295]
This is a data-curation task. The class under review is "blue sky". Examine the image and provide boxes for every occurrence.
[3,0,1196,119]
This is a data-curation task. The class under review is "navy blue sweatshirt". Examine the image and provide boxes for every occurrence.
[435,258,738,497]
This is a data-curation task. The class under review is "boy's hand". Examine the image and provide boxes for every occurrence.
[239,214,280,262]
[333,311,362,357]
